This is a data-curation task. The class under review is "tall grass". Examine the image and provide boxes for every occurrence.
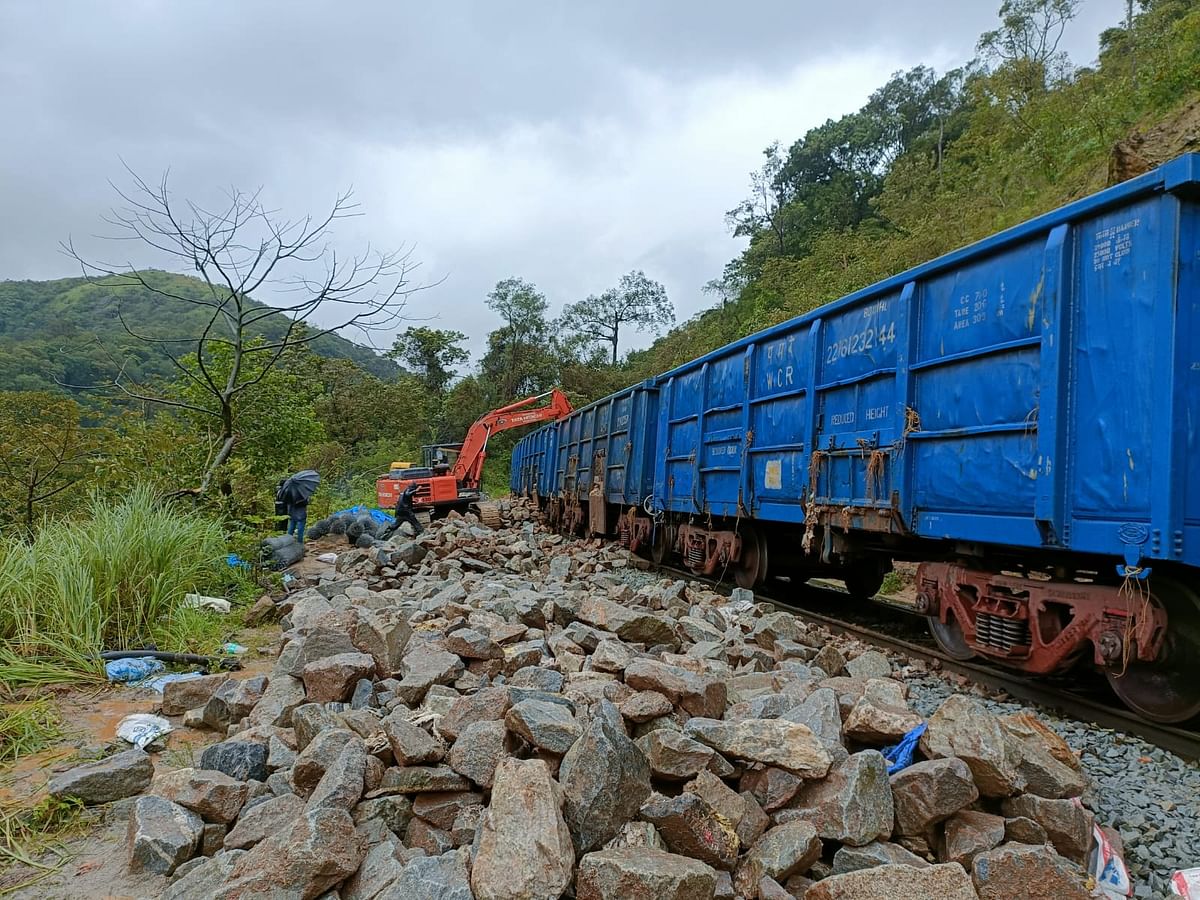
[0,488,228,689]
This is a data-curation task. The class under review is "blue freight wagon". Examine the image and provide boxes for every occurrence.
[510,422,559,500]
[512,155,1200,721]
[537,382,660,550]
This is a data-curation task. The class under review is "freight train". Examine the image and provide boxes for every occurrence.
[511,154,1200,724]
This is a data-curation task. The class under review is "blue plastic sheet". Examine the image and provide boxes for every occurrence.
[333,504,395,525]
[226,553,250,569]
[882,722,927,775]
[105,657,166,684]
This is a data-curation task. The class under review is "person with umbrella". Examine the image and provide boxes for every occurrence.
[278,470,320,544]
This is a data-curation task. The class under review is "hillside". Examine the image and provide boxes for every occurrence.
[0,271,399,392]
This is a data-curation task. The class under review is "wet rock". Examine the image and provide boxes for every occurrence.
[127,795,203,876]
[443,627,503,660]
[683,717,831,778]
[151,767,247,824]
[780,750,894,846]
[804,862,979,899]
[625,659,726,719]
[941,810,1005,868]
[198,740,268,783]
[972,842,1090,899]
[890,758,979,838]
[388,848,473,899]
[437,685,511,741]
[383,714,446,765]
[619,690,674,723]
[637,730,720,781]
[559,700,652,854]
[302,651,376,704]
[470,758,575,900]
[306,739,366,812]
[781,688,846,763]
[831,840,930,874]
[576,847,718,900]
[842,678,923,743]
[48,748,153,805]
[733,821,822,896]
[1000,794,1094,862]
[919,694,1024,797]
[219,806,366,898]
[223,793,305,850]
[640,792,740,871]
[845,650,891,680]
[505,698,581,754]
[448,719,510,789]
[162,674,229,717]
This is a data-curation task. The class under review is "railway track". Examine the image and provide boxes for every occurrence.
[658,564,1200,761]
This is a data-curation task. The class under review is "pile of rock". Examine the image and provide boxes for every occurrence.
[50,515,1108,899]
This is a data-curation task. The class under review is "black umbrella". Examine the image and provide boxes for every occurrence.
[282,469,321,503]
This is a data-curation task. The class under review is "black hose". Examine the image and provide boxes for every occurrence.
[99,650,242,671]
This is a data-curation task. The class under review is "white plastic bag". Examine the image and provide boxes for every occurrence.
[1171,869,1200,898]
[183,593,232,614]
[1087,821,1132,898]
[116,713,173,750]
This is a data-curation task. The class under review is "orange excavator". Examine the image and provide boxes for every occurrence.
[376,388,573,520]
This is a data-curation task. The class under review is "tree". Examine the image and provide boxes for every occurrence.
[726,143,794,258]
[559,271,674,365]
[978,0,1081,95]
[484,278,551,399]
[65,169,425,495]
[388,326,468,396]
[0,391,96,533]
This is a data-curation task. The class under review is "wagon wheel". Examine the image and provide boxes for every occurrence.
[651,523,673,566]
[844,565,886,602]
[735,525,768,590]
[1106,577,1200,724]
[927,613,976,661]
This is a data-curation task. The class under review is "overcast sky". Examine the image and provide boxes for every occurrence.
[0,0,1126,364]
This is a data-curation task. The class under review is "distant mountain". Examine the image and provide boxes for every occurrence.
[0,271,399,392]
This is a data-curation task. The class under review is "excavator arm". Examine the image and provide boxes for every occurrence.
[452,388,573,490]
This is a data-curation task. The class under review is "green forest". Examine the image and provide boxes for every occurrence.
[1,0,1197,539]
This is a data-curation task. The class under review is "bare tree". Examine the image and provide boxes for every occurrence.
[559,271,674,365]
[978,0,1081,95]
[64,168,427,495]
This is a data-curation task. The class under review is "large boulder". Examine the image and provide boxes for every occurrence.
[437,686,512,741]
[306,740,367,812]
[972,843,1090,899]
[684,717,831,779]
[625,660,726,719]
[919,695,1024,797]
[733,821,822,896]
[578,597,677,646]
[151,767,248,824]
[831,840,930,874]
[636,730,721,781]
[470,758,575,900]
[162,674,229,717]
[842,679,923,744]
[640,792,740,871]
[218,807,366,898]
[48,748,153,805]
[890,758,979,838]
[448,719,511,789]
[223,794,305,851]
[244,675,307,728]
[386,849,473,900]
[576,848,718,900]
[781,688,846,762]
[127,796,203,876]
[804,862,979,900]
[941,810,1005,868]
[505,699,581,754]
[383,715,447,766]
[302,652,376,704]
[559,700,652,855]
[1000,795,1094,862]
[198,740,268,783]
[779,750,893,846]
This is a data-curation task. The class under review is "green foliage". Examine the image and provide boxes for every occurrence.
[0,392,98,534]
[388,327,469,397]
[0,488,228,688]
[0,700,63,764]
[0,272,398,394]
